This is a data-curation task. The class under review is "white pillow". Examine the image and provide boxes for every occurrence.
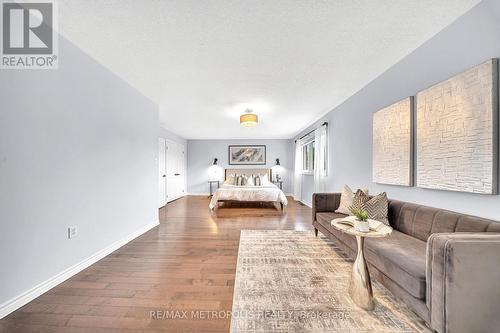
[335,185,369,215]
[260,173,271,185]
[246,176,255,186]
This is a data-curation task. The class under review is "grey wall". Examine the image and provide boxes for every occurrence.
[0,35,159,309]
[295,0,500,220]
[187,139,294,194]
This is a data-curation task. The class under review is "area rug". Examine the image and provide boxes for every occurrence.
[230,230,430,333]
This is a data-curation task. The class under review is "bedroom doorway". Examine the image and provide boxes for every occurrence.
[159,138,167,208]
[159,139,186,207]
[166,139,186,203]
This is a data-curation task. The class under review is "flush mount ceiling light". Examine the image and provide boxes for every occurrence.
[240,109,258,127]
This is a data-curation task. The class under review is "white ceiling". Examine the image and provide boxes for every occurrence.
[57,0,481,139]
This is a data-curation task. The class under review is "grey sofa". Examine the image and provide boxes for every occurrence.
[312,193,500,333]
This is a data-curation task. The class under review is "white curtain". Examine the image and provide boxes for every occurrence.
[314,125,328,192]
[293,140,302,201]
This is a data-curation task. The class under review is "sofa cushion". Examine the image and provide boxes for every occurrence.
[365,230,427,299]
[316,211,427,299]
[316,212,348,227]
[316,212,357,250]
[330,224,358,251]
[316,213,347,226]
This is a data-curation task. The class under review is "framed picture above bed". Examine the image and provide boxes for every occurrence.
[228,145,266,165]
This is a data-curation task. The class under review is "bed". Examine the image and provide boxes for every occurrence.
[209,168,288,210]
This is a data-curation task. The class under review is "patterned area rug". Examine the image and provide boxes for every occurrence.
[230,230,430,333]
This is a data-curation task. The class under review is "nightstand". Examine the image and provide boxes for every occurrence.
[208,180,220,197]
[273,180,283,190]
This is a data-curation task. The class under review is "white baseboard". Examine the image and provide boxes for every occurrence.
[0,220,159,319]
[166,193,186,203]
[301,200,312,208]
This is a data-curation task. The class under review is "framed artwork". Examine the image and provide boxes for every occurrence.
[373,97,414,186]
[416,59,498,194]
[228,145,266,165]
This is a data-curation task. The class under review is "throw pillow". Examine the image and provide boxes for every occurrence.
[225,173,236,185]
[254,175,262,186]
[351,189,370,210]
[351,190,389,225]
[335,185,368,215]
[246,175,255,186]
[261,173,271,185]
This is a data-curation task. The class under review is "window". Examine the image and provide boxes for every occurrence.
[302,141,315,174]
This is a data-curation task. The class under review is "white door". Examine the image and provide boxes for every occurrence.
[158,138,167,208]
[166,140,186,202]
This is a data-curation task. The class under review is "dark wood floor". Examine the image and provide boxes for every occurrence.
[0,196,312,333]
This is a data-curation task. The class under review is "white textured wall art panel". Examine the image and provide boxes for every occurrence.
[373,97,413,186]
[417,59,498,194]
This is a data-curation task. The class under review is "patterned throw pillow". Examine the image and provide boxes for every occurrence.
[351,190,389,225]
[335,185,368,215]
[254,175,262,186]
[351,189,369,210]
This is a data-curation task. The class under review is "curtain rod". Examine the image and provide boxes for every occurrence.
[295,122,328,142]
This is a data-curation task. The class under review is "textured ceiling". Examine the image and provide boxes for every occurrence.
[57,0,481,139]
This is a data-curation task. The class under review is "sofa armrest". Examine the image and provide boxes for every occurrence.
[312,193,341,222]
[426,233,500,333]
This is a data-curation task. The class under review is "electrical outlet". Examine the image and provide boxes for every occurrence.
[68,226,77,239]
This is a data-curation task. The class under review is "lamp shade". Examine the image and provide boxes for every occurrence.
[240,113,258,127]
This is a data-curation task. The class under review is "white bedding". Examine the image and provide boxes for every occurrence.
[209,183,288,210]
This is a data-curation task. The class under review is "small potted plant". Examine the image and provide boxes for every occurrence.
[349,207,370,233]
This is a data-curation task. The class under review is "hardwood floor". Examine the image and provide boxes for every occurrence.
[0,196,312,333]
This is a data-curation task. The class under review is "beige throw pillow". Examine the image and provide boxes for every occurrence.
[335,185,368,215]
[225,173,236,185]
[351,190,389,225]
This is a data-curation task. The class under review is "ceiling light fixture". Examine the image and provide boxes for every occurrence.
[240,109,258,127]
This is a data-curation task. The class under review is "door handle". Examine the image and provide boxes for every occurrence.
[174,173,181,176]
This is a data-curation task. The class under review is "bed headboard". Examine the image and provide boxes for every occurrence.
[224,168,271,180]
